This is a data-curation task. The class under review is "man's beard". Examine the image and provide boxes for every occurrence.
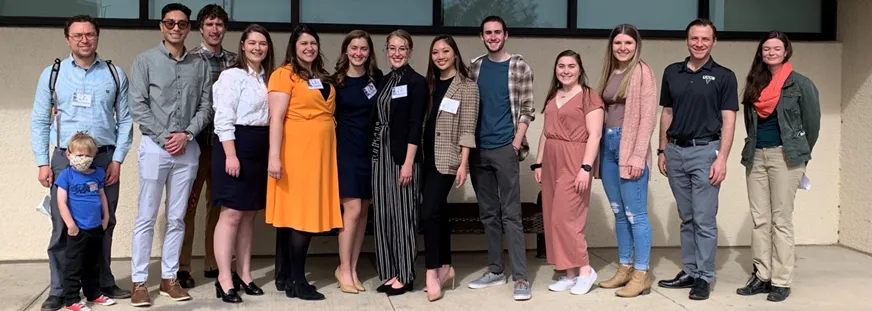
[485,40,504,53]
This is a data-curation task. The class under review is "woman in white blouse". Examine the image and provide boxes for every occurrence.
[211,24,275,304]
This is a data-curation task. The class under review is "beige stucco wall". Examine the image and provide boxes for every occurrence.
[0,26,842,261]
[838,0,872,254]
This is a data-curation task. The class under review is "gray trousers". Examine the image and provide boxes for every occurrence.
[665,141,721,283]
[470,144,527,281]
[131,138,200,283]
[48,147,120,296]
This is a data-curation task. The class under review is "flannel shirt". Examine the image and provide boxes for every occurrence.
[190,45,236,147]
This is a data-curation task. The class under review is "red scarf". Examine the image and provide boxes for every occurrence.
[754,61,793,118]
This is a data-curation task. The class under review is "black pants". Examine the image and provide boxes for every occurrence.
[421,163,456,269]
[64,227,104,306]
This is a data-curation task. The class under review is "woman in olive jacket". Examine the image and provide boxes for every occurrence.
[736,31,820,303]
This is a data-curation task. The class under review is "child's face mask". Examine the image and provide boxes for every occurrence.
[68,155,94,172]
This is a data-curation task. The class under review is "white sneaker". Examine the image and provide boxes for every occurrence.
[548,276,577,292]
[570,269,598,295]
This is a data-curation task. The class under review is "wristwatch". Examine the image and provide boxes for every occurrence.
[530,163,542,171]
[185,131,194,141]
[581,164,592,172]
[657,149,665,155]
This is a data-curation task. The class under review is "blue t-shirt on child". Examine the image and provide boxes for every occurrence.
[55,167,105,230]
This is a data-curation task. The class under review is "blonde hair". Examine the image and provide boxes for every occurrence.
[598,24,643,100]
[67,132,98,156]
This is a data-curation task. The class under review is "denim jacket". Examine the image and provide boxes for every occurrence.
[740,71,821,167]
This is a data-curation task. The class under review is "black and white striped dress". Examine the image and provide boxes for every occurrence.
[371,69,421,284]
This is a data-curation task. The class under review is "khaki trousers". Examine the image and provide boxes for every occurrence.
[179,146,220,272]
[746,147,805,287]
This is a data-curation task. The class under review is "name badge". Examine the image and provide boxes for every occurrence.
[391,85,408,99]
[71,92,92,108]
[363,83,377,99]
[307,79,324,90]
[439,97,460,114]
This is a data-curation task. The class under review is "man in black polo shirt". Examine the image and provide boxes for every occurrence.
[655,18,738,301]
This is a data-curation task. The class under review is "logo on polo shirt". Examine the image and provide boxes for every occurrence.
[702,75,716,84]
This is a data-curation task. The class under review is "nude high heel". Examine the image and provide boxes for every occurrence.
[335,267,359,294]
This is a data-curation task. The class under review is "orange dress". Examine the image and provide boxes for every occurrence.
[265,65,343,232]
[540,89,603,270]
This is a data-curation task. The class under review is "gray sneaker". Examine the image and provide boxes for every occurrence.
[468,271,508,289]
[513,280,532,301]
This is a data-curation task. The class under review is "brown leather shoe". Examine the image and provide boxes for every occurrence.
[616,270,652,298]
[160,278,192,301]
[600,265,634,289]
[130,282,152,307]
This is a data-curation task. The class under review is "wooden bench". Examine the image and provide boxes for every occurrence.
[319,193,547,259]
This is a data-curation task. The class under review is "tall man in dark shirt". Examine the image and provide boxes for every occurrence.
[127,3,213,307]
[655,19,738,301]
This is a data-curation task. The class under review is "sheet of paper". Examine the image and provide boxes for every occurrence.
[798,174,811,190]
[36,194,51,217]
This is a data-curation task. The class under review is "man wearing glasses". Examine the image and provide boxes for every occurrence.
[127,3,213,307]
[30,14,132,311]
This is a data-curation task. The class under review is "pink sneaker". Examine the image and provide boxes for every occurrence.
[65,302,92,311]
[88,295,117,306]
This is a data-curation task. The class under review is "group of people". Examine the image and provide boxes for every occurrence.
[30,3,821,311]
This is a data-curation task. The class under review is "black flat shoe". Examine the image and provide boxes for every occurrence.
[689,279,710,300]
[767,286,790,302]
[232,272,264,295]
[376,282,391,293]
[215,281,243,303]
[658,271,696,289]
[177,271,196,289]
[100,285,132,299]
[40,295,62,311]
[285,280,325,301]
[736,274,771,296]
[275,278,286,291]
[384,282,413,296]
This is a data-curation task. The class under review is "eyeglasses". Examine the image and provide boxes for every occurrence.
[69,33,98,41]
[387,46,409,55]
[160,19,190,30]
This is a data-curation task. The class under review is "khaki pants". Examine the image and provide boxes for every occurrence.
[746,147,805,287]
[180,146,220,272]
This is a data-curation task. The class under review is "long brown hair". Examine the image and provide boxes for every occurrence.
[232,24,275,84]
[598,24,643,100]
[742,31,793,106]
[425,35,469,111]
[332,30,381,87]
[282,24,329,80]
[544,50,590,110]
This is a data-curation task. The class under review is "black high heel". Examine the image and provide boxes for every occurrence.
[284,279,325,301]
[214,281,243,303]
[232,273,264,295]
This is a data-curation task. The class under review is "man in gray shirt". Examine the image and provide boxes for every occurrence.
[126,3,212,307]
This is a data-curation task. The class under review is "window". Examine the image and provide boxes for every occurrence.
[576,0,697,30]
[148,0,291,23]
[710,0,822,33]
[442,0,568,28]
[0,0,138,18]
[300,0,431,25]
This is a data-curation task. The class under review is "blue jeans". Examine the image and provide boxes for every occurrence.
[600,128,652,271]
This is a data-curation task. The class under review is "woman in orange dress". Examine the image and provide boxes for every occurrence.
[266,24,342,301]
[532,50,604,296]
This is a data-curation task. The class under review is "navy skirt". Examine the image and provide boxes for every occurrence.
[211,125,269,211]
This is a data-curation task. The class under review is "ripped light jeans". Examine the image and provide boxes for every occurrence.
[600,128,652,271]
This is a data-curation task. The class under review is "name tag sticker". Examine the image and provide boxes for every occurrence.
[439,97,460,114]
[391,85,408,99]
[307,79,324,90]
[71,92,92,108]
[364,83,377,99]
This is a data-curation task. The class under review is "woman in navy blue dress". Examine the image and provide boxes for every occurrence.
[331,30,383,294]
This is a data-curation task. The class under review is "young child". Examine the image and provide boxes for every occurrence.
[55,132,116,311]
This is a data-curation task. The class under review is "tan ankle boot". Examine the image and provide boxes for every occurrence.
[599,265,634,289]
[616,270,652,297]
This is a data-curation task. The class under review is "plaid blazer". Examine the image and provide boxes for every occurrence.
[428,76,480,175]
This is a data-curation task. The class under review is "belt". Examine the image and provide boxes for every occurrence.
[58,145,115,153]
[669,136,719,147]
